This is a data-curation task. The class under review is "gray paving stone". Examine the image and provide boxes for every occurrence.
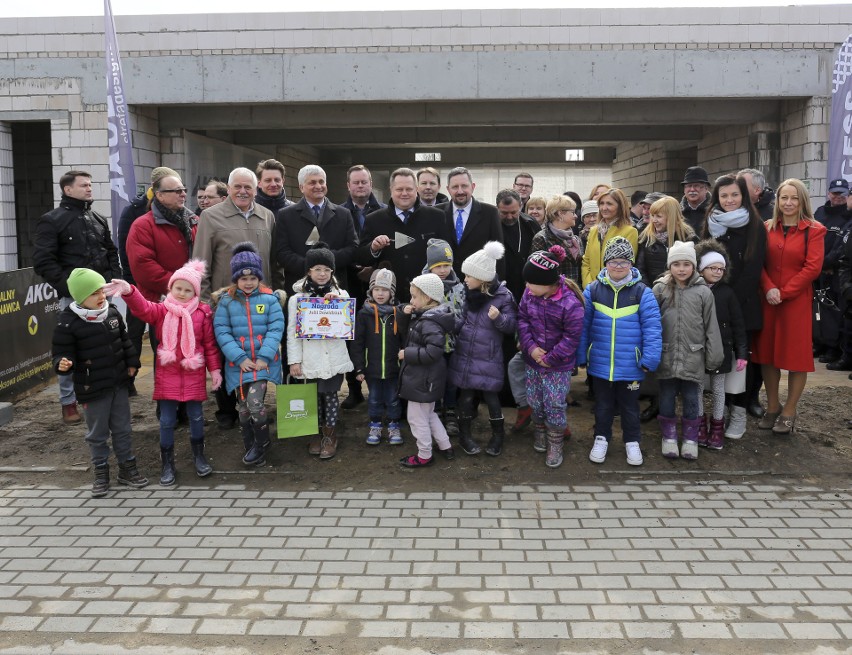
[783,622,842,639]
[196,618,249,634]
[37,616,95,632]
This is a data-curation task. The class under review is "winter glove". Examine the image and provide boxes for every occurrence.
[735,359,747,372]
[211,370,223,390]
[104,279,132,297]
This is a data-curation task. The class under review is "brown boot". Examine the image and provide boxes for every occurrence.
[308,433,322,456]
[319,426,338,459]
[62,403,82,424]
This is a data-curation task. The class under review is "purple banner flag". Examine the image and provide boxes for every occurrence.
[104,0,136,238]
[828,34,852,186]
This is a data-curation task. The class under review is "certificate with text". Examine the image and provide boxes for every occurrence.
[294,297,355,340]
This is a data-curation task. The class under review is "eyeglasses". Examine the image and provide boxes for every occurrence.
[703,266,725,273]
[309,266,333,274]
[159,187,187,194]
[514,183,532,189]
[606,260,631,269]
[557,209,576,215]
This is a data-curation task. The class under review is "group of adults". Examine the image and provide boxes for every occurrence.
[33,159,838,435]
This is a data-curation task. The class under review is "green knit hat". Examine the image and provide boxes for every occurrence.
[67,268,106,305]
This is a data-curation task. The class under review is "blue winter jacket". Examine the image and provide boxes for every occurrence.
[214,286,285,393]
[577,267,662,381]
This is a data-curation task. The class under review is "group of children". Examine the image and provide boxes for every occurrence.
[53,228,748,496]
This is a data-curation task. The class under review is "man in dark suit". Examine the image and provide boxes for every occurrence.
[438,166,503,280]
[360,167,455,303]
[496,189,539,303]
[275,164,358,293]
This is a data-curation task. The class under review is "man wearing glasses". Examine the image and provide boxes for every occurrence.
[679,166,713,234]
[34,170,123,424]
[513,173,534,213]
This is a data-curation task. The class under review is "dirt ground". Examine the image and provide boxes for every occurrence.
[1,346,851,492]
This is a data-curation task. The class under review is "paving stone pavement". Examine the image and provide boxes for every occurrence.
[0,478,851,654]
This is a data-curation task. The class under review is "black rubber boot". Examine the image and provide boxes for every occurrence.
[457,417,481,455]
[190,440,212,477]
[159,447,176,487]
[240,420,254,453]
[485,417,505,456]
[92,462,109,498]
[243,422,270,467]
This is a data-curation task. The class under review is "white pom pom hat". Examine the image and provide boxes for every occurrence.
[461,240,505,282]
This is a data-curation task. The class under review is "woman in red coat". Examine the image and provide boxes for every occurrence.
[752,179,825,434]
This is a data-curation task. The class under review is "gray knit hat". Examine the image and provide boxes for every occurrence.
[425,238,454,270]
[603,236,635,264]
[667,240,697,267]
[580,200,599,218]
[411,273,445,303]
[461,241,504,282]
[368,265,396,300]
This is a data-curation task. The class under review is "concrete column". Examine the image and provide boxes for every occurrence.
[748,123,781,188]
[780,97,830,198]
[0,122,16,272]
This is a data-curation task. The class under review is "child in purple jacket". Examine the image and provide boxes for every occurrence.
[517,246,585,468]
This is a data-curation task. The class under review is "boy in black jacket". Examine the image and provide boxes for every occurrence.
[52,268,148,497]
[351,265,407,446]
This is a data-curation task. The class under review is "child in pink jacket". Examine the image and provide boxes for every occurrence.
[105,259,222,487]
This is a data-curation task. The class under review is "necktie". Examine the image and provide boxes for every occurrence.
[312,205,321,220]
[402,210,411,224]
[455,208,464,243]
[358,208,366,231]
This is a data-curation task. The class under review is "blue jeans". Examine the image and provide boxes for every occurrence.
[592,376,641,443]
[658,378,701,420]
[159,399,204,447]
[367,377,401,422]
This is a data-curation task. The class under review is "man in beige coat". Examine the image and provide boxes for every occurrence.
[194,167,276,428]
[195,167,276,301]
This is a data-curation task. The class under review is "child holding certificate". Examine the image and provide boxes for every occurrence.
[286,243,354,460]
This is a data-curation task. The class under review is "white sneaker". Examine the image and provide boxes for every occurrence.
[625,441,643,466]
[725,406,747,439]
[589,436,609,463]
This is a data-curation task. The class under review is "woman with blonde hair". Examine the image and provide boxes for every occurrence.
[589,184,611,201]
[525,196,548,227]
[581,188,639,288]
[751,178,825,434]
[530,195,584,287]
[636,196,697,285]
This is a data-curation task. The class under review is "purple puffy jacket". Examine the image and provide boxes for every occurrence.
[448,282,517,392]
[517,278,585,373]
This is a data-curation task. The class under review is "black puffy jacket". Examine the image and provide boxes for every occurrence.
[398,304,455,403]
[51,304,140,402]
[33,196,121,298]
[351,301,406,380]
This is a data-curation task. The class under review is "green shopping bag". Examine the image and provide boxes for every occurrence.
[276,379,318,439]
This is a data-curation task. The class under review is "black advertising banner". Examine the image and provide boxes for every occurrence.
[0,268,61,401]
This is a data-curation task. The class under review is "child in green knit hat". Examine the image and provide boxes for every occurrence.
[52,267,148,497]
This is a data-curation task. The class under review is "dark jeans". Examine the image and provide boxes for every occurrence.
[658,378,700,419]
[159,399,204,448]
[592,376,641,443]
[458,389,502,420]
[366,377,401,422]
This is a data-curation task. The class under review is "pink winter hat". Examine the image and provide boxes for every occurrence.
[168,259,206,297]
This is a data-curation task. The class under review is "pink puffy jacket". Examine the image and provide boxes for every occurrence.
[124,287,219,401]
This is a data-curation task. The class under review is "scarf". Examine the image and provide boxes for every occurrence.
[302,276,335,297]
[463,278,500,310]
[153,198,196,246]
[548,223,581,260]
[707,206,750,238]
[159,293,203,369]
[70,301,109,323]
[605,270,633,289]
[597,221,611,242]
[654,230,669,245]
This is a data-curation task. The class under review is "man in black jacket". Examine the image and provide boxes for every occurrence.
[438,167,503,280]
[496,189,537,303]
[679,166,713,235]
[275,164,358,293]
[254,159,294,215]
[739,168,776,220]
[33,170,122,424]
[416,167,449,207]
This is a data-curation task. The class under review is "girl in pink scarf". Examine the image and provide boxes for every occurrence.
[105,260,222,487]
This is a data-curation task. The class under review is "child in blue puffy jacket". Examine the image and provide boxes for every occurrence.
[214,242,285,468]
[577,236,662,468]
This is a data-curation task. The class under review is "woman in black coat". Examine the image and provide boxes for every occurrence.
[702,174,768,436]
[636,196,697,285]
